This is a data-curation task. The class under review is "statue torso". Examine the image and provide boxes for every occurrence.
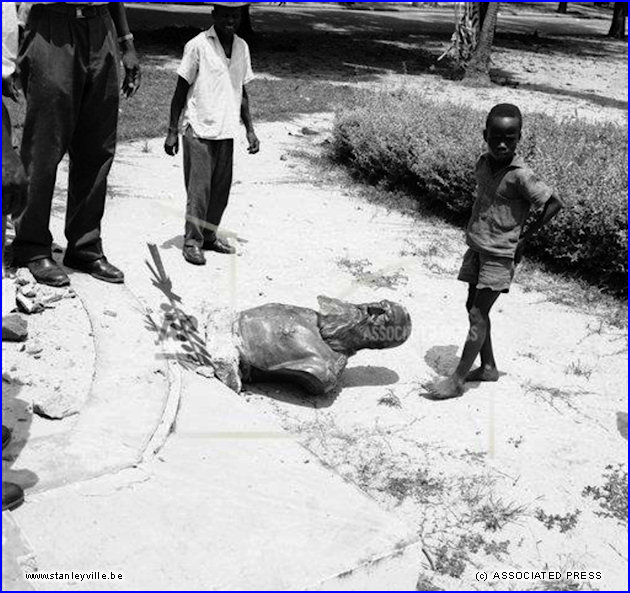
[235,304,348,395]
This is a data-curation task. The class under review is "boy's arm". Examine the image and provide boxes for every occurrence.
[241,86,259,154]
[107,3,140,98]
[164,76,190,156]
[515,194,563,264]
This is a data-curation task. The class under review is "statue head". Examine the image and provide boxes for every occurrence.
[317,296,411,356]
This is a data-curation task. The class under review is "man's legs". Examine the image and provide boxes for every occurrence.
[183,129,215,258]
[65,11,119,263]
[203,139,233,248]
[13,9,79,268]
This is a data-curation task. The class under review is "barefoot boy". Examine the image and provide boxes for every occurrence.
[428,103,563,400]
[164,2,259,266]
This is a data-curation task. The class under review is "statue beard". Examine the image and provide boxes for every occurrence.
[317,296,411,356]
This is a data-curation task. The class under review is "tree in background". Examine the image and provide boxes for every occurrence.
[463,2,499,83]
[440,2,497,83]
[608,2,627,38]
[557,2,568,13]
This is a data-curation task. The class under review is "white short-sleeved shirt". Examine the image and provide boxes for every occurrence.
[177,27,254,141]
[2,2,18,79]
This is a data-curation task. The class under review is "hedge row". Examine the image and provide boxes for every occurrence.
[332,92,628,293]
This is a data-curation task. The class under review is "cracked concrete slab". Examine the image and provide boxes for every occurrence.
[11,374,422,591]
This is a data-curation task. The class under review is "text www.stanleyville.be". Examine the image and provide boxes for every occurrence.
[25,571,124,583]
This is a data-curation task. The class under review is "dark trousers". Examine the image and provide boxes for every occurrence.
[13,5,120,264]
[182,127,234,248]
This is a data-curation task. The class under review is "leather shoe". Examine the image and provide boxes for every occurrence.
[183,245,206,266]
[203,238,235,255]
[64,256,124,284]
[2,481,24,511]
[27,258,70,288]
[2,425,11,449]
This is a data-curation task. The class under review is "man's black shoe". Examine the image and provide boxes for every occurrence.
[203,238,235,255]
[2,481,24,511]
[64,256,124,284]
[183,245,206,266]
[26,258,70,287]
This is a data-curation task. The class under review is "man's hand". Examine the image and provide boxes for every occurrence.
[2,76,20,102]
[2,102,28,218]
[121,47,141,98]
[514,239,526,266]
[246,129,260,154]
[164,130,179,156]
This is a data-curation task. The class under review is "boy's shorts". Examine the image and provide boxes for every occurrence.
[457,248,515,293]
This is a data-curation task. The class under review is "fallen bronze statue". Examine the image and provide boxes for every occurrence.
[204,296,412,395]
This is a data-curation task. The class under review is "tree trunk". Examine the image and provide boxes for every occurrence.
[608,2,627,38]
[478,2,489,27]
[557,2,568,13]
[237,5,254,42]
[464,2,500,83]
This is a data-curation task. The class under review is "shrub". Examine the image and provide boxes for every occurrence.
[333,92,628,293]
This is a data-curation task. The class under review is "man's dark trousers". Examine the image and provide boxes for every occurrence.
[14,5,119,265]
[182,126,234,248]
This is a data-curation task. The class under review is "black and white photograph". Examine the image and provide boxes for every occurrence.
[2,1,627,591]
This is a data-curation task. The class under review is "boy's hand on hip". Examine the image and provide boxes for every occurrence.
[247,130,260,154]
[164,131,179,156]
[121,48,141,98]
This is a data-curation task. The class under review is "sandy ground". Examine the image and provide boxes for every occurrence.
[28,110,624,590]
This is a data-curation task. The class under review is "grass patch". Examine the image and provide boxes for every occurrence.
[332,91,628,295]
[431,533,510,579]
[535,508,581,533]
[116,65,363,142]
[534,579,596,591]
[337,257,409,290]
[582,464,628,525]
[380,468,443,504]
[377,389,403,408]
[521,381,593,415]
[467,496,528,532]
[565,360,595,381]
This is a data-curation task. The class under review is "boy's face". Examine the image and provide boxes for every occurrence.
[484,116,521,164]
[213,7,242,37]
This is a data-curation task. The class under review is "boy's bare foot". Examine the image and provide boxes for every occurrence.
[466,366,500,383]
[424,376,464,400]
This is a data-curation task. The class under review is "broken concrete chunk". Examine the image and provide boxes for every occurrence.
[33,391,80,420]
[205,308,242,393]
[14,269,36,287]
[2,315,28,342]
[16,293,44,315]
[25,341,43,356]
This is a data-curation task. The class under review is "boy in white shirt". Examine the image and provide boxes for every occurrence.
[165,2,260,266]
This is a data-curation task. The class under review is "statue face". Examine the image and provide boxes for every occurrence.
[357,300,412,349]
[318,297,411,354]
